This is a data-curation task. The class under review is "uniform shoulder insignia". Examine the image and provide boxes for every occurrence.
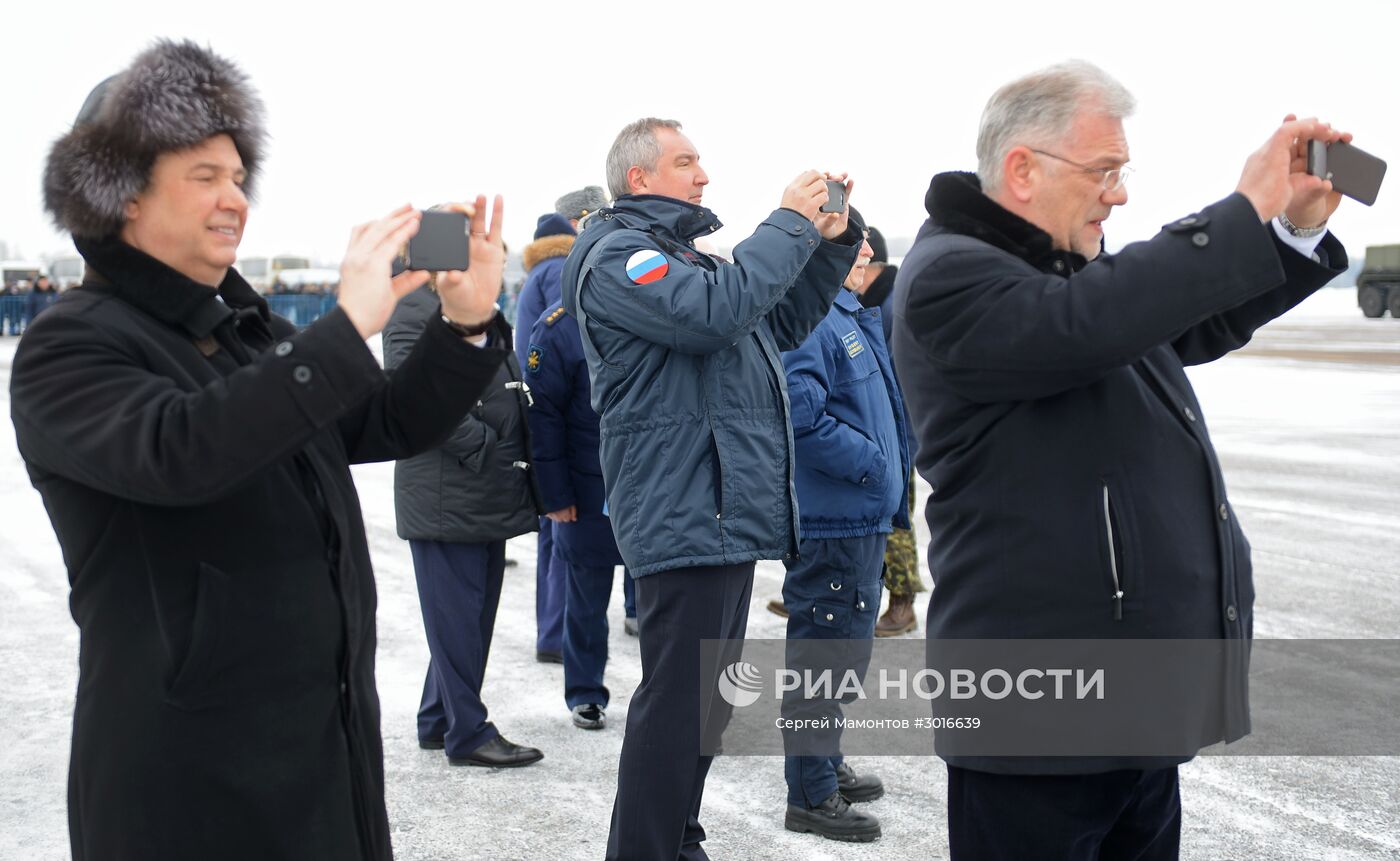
[624,247,669,285]
[545,306,567,327]
[526,343,546,375]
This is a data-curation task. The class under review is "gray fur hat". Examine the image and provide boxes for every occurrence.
[43,39,267,238]
[554,186,608,221]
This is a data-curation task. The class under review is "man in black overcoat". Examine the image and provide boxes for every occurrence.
[10,39,507,860]
[892,60,1352,860]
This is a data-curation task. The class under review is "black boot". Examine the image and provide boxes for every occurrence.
[836,762,885,802]
[784,791,881,842]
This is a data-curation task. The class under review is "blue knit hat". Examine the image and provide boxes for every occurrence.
[534,213,577,240]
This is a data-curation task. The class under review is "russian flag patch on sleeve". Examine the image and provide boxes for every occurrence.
[625,249,670,285]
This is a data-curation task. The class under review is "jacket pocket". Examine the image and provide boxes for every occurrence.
[832,339,879,388]
[1097,479,1132,621]
[166,562,231,710]
[454,422,498,473]
[810,600,852,633]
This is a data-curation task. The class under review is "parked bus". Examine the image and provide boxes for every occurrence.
[2,261,45,290]
[48,255,85,288]
[235,254,313,293]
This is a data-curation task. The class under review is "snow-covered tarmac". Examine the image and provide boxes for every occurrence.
[1,287,1396,860]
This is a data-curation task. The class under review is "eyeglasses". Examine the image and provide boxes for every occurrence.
[1029,149,1133,192]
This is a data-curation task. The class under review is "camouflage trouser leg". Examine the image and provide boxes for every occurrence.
[882,471,927,597]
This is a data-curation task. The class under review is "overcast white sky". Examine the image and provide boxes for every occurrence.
[2,0,1397,265]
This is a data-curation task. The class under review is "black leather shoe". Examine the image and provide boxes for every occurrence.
[784,792,881,842]
[448,735,544,768]
[836,762,885,802]
[418,737,444,751]
[536,649,563,664]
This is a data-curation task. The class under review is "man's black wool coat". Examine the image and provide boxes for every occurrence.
[9,236,506,860]
[892,172,1347,774]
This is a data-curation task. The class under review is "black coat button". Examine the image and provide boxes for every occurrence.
[275,341,293,357]
[1218,503,1229,521]
[293,365,313,384]
[1192,232,1210,247]
[1184,407,1197,422]
[1165,213,1209,233]
[1226,605,1238,622]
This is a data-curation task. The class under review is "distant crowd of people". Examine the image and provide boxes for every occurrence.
[9,37,1357,861]
[0,275,59,334]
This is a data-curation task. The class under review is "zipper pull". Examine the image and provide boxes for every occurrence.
[1112,590,1124,621]
[505,380,533,407]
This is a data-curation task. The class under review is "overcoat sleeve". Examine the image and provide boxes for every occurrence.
[378,288,511,466]
[345,304,508,464]
[901,193,1343,403]
[10,303,501,506]
[1170,230,1347,366]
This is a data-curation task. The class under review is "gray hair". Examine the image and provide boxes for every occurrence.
[605,117,682,200]
[975,60,1136,194]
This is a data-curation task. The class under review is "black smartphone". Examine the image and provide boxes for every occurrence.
[1307,140,1386,206]
[819,179,847,213]
[393,210,470,273]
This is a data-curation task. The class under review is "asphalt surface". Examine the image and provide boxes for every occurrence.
[1,290,1396,860]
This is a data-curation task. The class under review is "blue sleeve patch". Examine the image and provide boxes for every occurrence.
[526,343,545,375]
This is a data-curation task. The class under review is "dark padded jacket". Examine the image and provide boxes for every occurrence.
[783,287,911,538]
[562,195,862,576]
[385,286,541,543]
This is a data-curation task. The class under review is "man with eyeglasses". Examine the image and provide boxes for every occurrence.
[892,61,1351,860]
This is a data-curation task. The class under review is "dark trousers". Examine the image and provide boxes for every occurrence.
[410,539,505,756]
[535,518,566,653]
[947,766,1181,861]
[605,562,754,861]
[622,568,637,619]
[563,562,617,708]
[781,534,886,806]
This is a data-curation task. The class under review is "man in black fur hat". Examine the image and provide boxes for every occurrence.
[11,39,507,860]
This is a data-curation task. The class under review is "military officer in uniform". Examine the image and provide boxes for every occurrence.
[524,301,631,730]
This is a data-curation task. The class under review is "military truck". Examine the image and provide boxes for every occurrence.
[1357,244,1400,318]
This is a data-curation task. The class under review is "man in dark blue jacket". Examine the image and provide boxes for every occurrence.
[564,117,863,861]
[524,301,634,730]
[779,208,909,843]
[892,61,1351,860]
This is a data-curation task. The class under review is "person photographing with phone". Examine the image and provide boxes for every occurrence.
[384,206,546,770]
[563,117,864,861]
[11,40,506,861]
[892,60,1351,860]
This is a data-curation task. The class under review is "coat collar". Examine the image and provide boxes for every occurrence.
[834,287,863,313]
[73,235,269,338]
[606,194,723,243]
[924,171,1089,274]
